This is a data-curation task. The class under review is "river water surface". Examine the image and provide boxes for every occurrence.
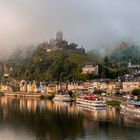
[0,96,140,140]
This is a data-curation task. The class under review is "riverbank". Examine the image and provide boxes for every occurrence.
[4,92,127,106]
[4,92,54,99]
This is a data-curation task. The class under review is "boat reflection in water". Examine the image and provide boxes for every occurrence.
[120,111,140,128]
[0,97,140,140]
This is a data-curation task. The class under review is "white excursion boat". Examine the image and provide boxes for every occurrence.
[76,96,107,110]
[76,103,106,111]
[120,101,140,115]
[53,94,72,102]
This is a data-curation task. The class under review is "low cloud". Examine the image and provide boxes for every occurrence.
[0,0,140,57]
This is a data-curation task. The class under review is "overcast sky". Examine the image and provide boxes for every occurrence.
[0,0,140,56]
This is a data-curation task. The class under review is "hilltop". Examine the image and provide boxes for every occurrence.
[1,36,140,82]
[4,32,102,81]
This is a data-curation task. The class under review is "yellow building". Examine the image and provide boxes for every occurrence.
[27,82,34,93]
[47,84,57,93]
[108,82,117,92]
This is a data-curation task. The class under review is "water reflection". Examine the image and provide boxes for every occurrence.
[76,105,119,122]
[0,97,85,140]
[120,111,140,128]
[0,97,139,140]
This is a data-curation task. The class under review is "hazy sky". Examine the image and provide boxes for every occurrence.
[0,0,140,56]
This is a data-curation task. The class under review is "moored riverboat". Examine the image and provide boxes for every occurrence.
[120,101,140,115]
[53,94,72,102]
[76,96,107,109]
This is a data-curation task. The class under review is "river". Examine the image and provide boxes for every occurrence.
[0,96,140,140]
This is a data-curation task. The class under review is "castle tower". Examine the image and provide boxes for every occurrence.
[56,31,63,41]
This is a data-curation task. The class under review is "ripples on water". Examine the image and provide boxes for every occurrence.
[0,96,139,140]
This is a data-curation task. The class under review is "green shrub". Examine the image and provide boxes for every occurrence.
[106,100,120,106]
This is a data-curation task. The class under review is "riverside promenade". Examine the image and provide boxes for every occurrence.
[4,92,127,105]
[4,92,49,98]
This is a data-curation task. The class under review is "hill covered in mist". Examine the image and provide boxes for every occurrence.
[1,40,140,81]
[4,38,101,81]
[108,42,140,67]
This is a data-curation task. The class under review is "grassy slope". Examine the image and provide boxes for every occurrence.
[45,51,64,60]
[45,51,101,65]
[68,52,101,65]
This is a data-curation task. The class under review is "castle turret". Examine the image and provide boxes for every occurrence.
[56,31,63,41]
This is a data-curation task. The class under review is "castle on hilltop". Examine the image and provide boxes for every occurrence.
[37,31,85,54]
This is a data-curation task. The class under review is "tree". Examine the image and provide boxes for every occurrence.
[104,56,109,65]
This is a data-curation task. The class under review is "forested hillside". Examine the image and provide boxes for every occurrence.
[1,41,140,81]
[10,50,100,81]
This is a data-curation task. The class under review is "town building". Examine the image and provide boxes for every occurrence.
[122,81,140,92]
[47,84,57,93]
[20,80,27,92]
[81,62,98,75]
[57,83,67,91]
[27,82,35,93]
[67,82,76,91]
